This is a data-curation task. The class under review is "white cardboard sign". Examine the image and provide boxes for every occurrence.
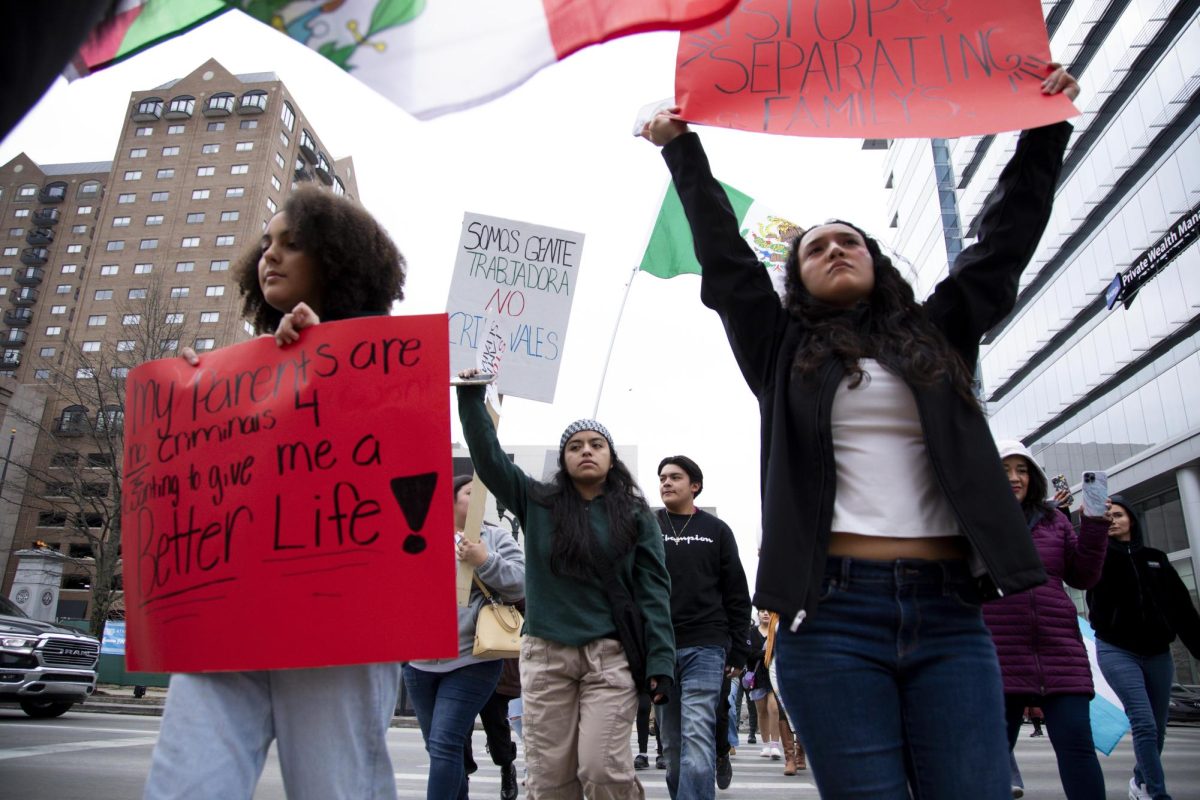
[447,212,583,403]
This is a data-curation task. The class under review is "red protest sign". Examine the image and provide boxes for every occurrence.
[121,315,458,672]
[676,0,1077,138]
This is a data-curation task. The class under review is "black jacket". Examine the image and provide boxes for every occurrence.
[1086,495,1200,658]
[661,122,1072,626]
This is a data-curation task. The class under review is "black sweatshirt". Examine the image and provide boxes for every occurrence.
[656,509,752,669]
[1086,496,1200,658]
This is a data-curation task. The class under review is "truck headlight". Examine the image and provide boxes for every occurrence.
[0,637,36,649]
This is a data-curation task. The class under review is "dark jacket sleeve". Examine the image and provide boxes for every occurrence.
[660,132,788,397]
[718,521,752,669]
[1162,563,1200,658]
[632,510,677,681]
[923,121,1072,365]
[456,386,531,524]
[1061,512,1108,591]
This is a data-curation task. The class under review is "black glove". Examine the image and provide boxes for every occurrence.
[649,675,674,705]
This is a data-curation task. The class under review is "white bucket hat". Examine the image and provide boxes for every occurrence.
[995,439,1049,488]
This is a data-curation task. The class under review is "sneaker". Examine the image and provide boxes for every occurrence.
[1011,787,1024,798]
[501,763,518,800]
[716,755,733,790]
[1128,777,1150,800]
[759,745,772,758]
[1030,729,1043,738]
[771,742,783,760]
[656,755,667,770]
[747,734,757,744]
[634,754,649,770]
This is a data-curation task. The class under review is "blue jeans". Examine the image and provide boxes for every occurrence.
[1003,693,1104,798]
[1097,641,1175,800]
[144,664,402,800]
[727,680,740,747]
[774,557,1010,800]
[655,644,725,800]
[403,661,503,800]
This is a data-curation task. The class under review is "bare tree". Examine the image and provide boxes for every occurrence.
[8,274,196,637]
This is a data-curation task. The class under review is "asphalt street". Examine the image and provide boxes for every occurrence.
[1,708,1198,799]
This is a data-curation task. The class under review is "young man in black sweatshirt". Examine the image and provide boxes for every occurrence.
[655,456,752,798]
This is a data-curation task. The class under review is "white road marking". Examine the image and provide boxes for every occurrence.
[0,737,157,761]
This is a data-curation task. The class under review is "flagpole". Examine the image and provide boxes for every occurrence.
[592,264,640,419]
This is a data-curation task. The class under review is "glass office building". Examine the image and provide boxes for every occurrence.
[880,1,1200,680]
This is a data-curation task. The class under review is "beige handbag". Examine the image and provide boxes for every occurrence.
[472,574,523,658]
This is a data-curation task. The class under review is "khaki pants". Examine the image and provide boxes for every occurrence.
[520,635,644,800]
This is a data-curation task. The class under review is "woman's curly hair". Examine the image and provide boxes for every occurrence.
[782,220,979,407]
[234,185,406,332]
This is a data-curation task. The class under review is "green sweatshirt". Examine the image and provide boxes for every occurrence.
[458,387,675,681]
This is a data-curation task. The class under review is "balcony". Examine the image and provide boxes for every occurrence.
[33,207,60,226]
[294,166,313,183]
[10,287,39,306]
[298,130,317,164]
[20,247,48,266]
[54,419,89,437]
[132,97,163,122]
[26,227,54,246]
[4,309,33,327]
[16,267,44,286]
[315,153,333,185]
[164,95,195,120]
[1,352,20,368]
[5,329,28,346]
[38,183,67,204]
[204,93,234,117]
[238,91,267,114]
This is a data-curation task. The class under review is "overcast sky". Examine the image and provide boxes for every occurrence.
[0,10,891,583]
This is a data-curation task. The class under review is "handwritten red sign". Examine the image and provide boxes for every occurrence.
[121,315,458,672]
[676,0,1077,138]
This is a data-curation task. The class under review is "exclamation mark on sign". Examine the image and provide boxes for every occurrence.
[390,472,438,554]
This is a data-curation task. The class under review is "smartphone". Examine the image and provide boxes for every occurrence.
[1081,471,1108,518]
[1051,474,1073,505]
[450,372,496,386]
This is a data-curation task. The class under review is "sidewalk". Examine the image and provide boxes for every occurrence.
[78,684,422,727]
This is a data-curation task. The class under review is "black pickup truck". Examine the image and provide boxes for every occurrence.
[0,595,100,717]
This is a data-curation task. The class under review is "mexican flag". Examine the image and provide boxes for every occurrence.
[639,181,801,298]
[69,0,740,120]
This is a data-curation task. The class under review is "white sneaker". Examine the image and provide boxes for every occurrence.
[759,745,772,758]
[1011,787,1024,798]
[1128,777,1150,800]
[770,742,783,760]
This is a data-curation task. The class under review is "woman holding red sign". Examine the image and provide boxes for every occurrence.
[143,185,407,800]
[640,67,1078,798]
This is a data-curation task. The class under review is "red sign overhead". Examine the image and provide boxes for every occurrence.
[121,315,457,672]
[676,0,1078,138]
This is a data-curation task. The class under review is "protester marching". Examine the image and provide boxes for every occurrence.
[4,4,1199,800]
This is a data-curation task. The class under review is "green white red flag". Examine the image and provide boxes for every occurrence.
[69,0,740,120]
[639,181,800,298]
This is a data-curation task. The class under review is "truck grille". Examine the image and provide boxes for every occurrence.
[41,639,99,667]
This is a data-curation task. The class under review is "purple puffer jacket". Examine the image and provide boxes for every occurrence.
[982,509,1108,697]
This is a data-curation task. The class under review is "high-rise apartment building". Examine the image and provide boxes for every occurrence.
[879,2,1200,679]
[0,59,358,620]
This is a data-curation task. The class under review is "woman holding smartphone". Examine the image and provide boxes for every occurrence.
[641,66,1078,798]
[1087,495,1200,800]
[983,442,1108,798]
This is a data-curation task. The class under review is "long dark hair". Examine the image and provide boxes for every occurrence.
[783,220,978,407]
[531,452,649,581]
[234,185,406,332]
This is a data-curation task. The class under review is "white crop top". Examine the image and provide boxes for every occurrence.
[829,360,961,539]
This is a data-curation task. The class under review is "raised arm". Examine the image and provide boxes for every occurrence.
[1060,512,1108,591]
[924,66,1078,363]
[456,384,531,525]
[643,111,788,397]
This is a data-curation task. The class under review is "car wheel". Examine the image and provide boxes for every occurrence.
[19,698,74,718]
